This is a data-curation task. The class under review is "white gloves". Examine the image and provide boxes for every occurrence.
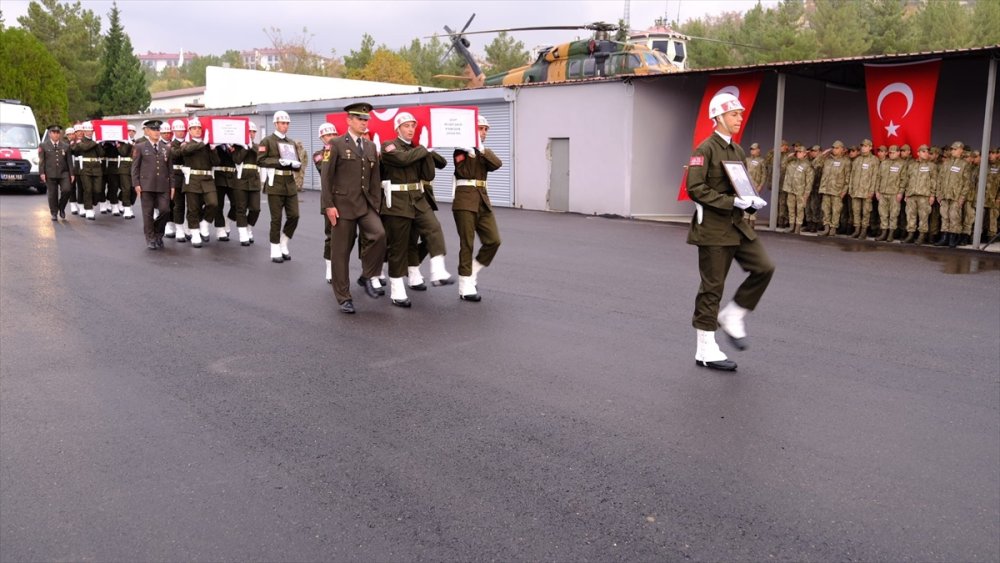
[734,197,754,210]
[464,147,477,158]
[278,159,291,167]
[749,196,768,209]
[290,161,301,169]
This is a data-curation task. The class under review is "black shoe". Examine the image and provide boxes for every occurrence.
[147,241,158,250]
[155,237,164,248]
[219,234,229,241]
[696,359,738,371]
[460,293,482,302]
[721,331,748,351]
[271,256,284,263]
[51,213,58,221]
[409,282,427,291]
[59,210,66,219]
[340,300,355,314]
[282,253,291,261]
[391,298,412,308]
[431,277,454,287]
[364,279,382,299]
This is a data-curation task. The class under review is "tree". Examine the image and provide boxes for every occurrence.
[352,48,417,85]
[909,0,973,51]
[0,27,68,129]
[396,35,464,87]
[263,27,329,76]
[182,54,221,86]
[971,0,1000,47]
[97,2,149,115]
[865,0,914,55]
[17,0,102,120]
[614,18,629,42]
[149,66,194,93]
[344,33,376,74]
[809,0,871,58]
[483,32,529,75]
[221,49,244,69]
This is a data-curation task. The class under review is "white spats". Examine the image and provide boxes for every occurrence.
[407,266,425,287]
[190,230,203,248]
[122,206,134,219]
[390,277,408,301]
[165,222,176,237]
[429,255,452,283]
[216,227,228,240]
[238,227,250,245]
[471,259,486,285]
[695,330,729,363]
[717,301,749,345]
[270,243,283,262]
[325,259,332,283]
[199,220,210,238]
[279,233,291,258]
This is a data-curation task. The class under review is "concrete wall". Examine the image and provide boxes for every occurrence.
[513,81,632,215]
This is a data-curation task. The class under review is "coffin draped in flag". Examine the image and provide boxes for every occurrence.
[678,72,764,201]
[864,59,941,150]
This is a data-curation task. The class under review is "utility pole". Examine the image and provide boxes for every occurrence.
[623,0,631,29]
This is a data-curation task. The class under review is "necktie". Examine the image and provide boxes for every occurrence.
[356,137,363,156]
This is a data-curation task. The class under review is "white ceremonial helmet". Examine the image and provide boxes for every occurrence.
[708,92,744,120]
[127,123,137,132]
[318,122,337,137]
[249,121,258,132]
[159,122,171,133]
[477,115,490,128]
[65,126,76,134]
[171,119,187,132]
[273,111,291,123]
[188,117,202,128]
[80,121,94,131]
[394,111,416,129]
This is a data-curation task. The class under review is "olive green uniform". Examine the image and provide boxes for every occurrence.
[379,138,447,278]
[409,150,449,269]
[116,141,135,208]
[169,138,187,232]
[39,137,72,216]
[938,157,973,235]
[257,133,300,244]
[231,144,262,229]
[686,133,775,332]
[453,146,503,276]
[70,137,103,211]
[849,153,879,234]
[782,157,814,230]
[101,142,120,210]
[213,146,237,232]
[178,139,220,230]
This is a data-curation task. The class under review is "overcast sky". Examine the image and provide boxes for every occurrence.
[3,0,775,57]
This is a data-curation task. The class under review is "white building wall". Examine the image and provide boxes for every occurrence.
[513,82,632,216]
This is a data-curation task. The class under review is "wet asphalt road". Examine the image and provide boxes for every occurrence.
[1,190,998,562]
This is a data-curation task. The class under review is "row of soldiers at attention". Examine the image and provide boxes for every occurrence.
[744,140,1000,247]
[315,102,502,314]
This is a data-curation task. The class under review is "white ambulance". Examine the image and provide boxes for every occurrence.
[0,100,44,192]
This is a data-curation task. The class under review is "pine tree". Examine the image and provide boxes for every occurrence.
[97,2,149,115]
[810,0,872,58]
[865,0,914,55]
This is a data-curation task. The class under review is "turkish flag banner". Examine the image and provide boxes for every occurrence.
[92,119,128,142]
[678,72,764,201]
[864,59,941,150]
[326,106,478,153]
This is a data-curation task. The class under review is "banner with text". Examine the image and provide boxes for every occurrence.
[325,106,479,152]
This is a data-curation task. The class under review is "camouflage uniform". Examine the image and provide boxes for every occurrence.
[961,152,981,242]
[848,145,879,238]
[985,150,1000,238]
[782,147,814,233]
[805,146,823,231]
[874,146,905,241]
[815,144,851,235]
[937,144,973,245]
[745,145,767,229]
[904,147,937,243]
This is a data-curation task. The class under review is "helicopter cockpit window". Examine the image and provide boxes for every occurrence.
[626,54,642,70]
[644,53,660,67]
[651,40,670,53]
[672,41,686,63]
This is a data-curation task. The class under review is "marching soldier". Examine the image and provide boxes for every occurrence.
[178,117,220,248]
[65,125,81,216]
[815,140,851,236]
[131,120,174,249]
[213,143,238,241]
[230,121,262,247]
[167,119,190,241]
[685,92,773,372]
[39,125,73,221]
[985,147,1000,242]
[874,145,906,242]
[320,102,387,314]
[848,139,879,238]
[405,134,449,291]
[745,142,767,229]
[69,121,103,220]
[453,114,503,300]
[314,122,339,282]
[902,145,937,245]
[379,111,454,307]
[935,141,973,248]
[258,111,301,263]
[115,124,137,219]
[782,144,813,235]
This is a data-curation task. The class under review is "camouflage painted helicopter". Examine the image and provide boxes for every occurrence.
[434,16,682,87]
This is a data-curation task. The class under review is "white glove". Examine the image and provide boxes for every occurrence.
[278,159,291,166]
[750,196,768,209]
[203,130,210,145]
[465,147,477,158]
[290,161,301,169]
[427,147,436,153]
[734,197,753,210]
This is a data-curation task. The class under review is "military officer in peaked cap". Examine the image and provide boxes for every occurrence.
[320,102,387,314]
[39,125,73,220]
[131,120,174,249]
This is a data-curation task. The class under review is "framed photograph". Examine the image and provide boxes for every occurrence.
[721,161,759,199]
[277,142,300,165]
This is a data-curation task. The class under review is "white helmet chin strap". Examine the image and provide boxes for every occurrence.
[715,116,734,137]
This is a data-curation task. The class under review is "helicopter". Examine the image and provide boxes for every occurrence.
[433,15,683,88]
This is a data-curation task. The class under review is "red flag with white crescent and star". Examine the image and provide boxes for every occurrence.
[678,72,764,201]
[864,59,941,150]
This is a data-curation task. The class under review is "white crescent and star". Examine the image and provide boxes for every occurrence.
[876,82,914,138]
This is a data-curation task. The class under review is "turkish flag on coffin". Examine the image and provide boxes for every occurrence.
[678,72,764,201]
[864,59,941,150]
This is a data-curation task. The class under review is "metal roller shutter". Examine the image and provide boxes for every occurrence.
[430,102,513,207]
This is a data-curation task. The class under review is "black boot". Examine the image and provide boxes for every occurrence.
[915,232,926,245]
[903,231,916,244]
[934,232,950,246]
[948,233,959,248]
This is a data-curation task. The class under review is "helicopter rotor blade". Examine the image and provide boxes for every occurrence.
[459,13,476,34]
[684,34,770,51]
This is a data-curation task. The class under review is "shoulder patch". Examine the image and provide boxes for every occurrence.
[689,155,705,167]
[384,143,395,153]
[313,153,322,162]
[258,145,267,153]
[455,153,465,164]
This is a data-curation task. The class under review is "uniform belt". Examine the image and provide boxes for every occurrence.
[456,179,487,188]
[213,166,237,173]
[273,170,295,176]
[389,182,422,192]
[172,165,184,171]
[241,164,258,170]
[189,169,213,176]
[80,157,103,162]
[118,157,132,162]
